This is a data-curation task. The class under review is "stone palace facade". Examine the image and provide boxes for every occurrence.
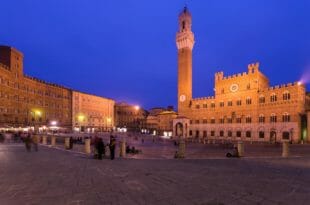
[173,7,309,143]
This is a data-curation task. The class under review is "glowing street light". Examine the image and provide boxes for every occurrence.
[78,115,85,122]
[50,121,57,126]
[134,105,140,111]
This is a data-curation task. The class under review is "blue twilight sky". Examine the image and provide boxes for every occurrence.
[1,0,310,110]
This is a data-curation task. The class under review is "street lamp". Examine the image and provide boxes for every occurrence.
[107,117,112,131]
[78,114,85,132]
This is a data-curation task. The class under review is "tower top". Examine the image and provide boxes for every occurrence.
[179,6,191,18]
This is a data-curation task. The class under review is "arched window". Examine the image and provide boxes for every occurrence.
[259,131,265,138]
[283,91,290,101]
[270,93,277,102]
[282,132,290,140]
[270,113,277,123]
[259,114,265,123]
[246,131,251,138]
[246,116,252,123]
[246,97,252,105]
[259,95,265,104]
[282,113,290,122]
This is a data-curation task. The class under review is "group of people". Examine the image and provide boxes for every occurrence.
[23,133,39,152]
[93,135,116,160]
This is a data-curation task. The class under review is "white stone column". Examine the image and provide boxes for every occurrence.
[84,138,91,154]
[282,141,289,157]
[65,137,70,149]
[51,136,56,146]
[237,141,244,157]
[177,139,185,158]
[119,140,126,157]
[42,135,47,145]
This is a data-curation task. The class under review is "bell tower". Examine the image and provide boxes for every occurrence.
[176,6,194,114]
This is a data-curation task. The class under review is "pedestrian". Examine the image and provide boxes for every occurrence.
[69,137,74,149]
[97,138,104,160]
[25,133,32,152]
[109,135,116,160]
[32,134,39,152]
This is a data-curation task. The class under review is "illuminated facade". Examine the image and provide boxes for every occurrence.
[173,7,308,143]
[72,91,115,132]
[0,46,72,130]
[114,102,148,132]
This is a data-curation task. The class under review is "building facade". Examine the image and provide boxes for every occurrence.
[173,7,308,143]
[72,91,115,132]
[0,46,72,131]
[114,102,148,132]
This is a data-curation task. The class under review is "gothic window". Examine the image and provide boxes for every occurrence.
[227,118,232,123]
[202,119,207,124]
[259,131,265,138]
[203,104,207,108]
[259,115,265,123]
[283,91,290,101]
[246,116,252,123]
[211,102,215,108]
[282,132,290,140]
[227,101,232,106]
[210,118,215,124]
[236,100,242,106]
[270,93,277,102]
[211,131,215,136]
[246,131,251,138]
[228,131,232,137]
[195,104,200,109]
[246,97,252,105]
[219,102,224,107]
[236,131,241,138]
[259,96,265,104]
[236,117,241,123]
[195,120,200,124]
[219,118,224,124]
[220,130,224,137]
[270,114,277,123]
[282,113,290,122]
[182,21,185,30]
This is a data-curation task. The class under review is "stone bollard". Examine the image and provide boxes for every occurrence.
[84,138,91,154]
[65,137,70,149]
[282,141,289,157]
[203,138,206,144]
[237,141,244,157]
[119,140,126,157]
[51,136,56,146]
[177,139,185,158]
[42,135,47,145]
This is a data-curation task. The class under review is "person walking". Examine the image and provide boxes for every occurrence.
[32,134,39,152]
[25,133,32,152]
[97,138,104,160]
[109,135,116,160]
[69,137,74,149]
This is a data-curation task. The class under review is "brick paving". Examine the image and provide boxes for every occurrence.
[0,143,310,205]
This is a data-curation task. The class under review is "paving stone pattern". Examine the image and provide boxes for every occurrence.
[0,143,310,205]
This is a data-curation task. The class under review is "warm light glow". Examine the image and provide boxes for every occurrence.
[297,81,302,86]
[78,115,85,122]
[134,105,140,111]
[35,110,42,116]
[107,117,112,123]
[50,121,57,126]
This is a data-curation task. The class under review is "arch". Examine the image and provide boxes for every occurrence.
[270,128,277,143]
[175,122,184,137]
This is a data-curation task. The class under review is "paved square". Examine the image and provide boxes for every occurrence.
[0,143,310,205]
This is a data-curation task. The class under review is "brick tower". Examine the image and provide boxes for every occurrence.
[176,7,195,114]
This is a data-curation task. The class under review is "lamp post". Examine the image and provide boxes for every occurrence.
[134,105,140,133]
